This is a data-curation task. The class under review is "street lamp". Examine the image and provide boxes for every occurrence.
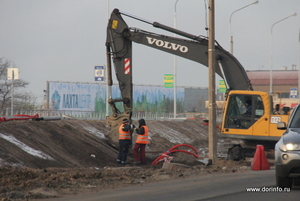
[298,28,300,103]
[229,0,258,54]
[107,0,112,117]
[270,13,297,94]
[173,0,179,118]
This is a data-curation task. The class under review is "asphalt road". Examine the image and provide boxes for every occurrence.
[38,168,299,201]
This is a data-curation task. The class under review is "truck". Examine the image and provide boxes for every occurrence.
[105,9,290,158]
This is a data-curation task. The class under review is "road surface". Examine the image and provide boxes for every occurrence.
[37,168,299,201]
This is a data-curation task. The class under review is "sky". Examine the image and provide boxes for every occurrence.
[0,0,299,103]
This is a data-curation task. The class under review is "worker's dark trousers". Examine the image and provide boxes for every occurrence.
[118,139,132,163]
[133,143,146,164]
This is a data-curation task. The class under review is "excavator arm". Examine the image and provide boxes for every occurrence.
[105,9,290,157]
[105,9,252,141]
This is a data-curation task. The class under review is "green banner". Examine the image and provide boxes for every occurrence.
[164,74,173,88]
[219,80,226,93]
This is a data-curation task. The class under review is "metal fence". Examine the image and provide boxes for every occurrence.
[0,108,223,122]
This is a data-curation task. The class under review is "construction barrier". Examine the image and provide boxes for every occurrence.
[251,145,270,170]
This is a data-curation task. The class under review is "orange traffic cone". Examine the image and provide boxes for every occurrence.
[251,145,270,170]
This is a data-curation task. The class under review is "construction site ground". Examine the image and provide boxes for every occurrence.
[0,117,267,200]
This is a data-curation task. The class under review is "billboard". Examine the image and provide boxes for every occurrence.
[48,81,107,111]
[48,81,189,113]
[133,85,184,113]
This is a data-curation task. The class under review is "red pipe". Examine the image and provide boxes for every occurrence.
[152,144,199,166]
[3,114,39,122]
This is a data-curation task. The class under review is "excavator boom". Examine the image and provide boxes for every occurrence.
[106,9,253,129]
[105,9,288,152]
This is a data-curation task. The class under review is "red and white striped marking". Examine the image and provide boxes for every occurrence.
[124,58,130,74]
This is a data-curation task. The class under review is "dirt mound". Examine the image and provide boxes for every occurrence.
[0,120,116,168]
[0,119,211,168]
[0,118,250,200]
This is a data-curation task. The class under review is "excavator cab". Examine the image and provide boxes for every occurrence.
[221,90,289,142]
[224,94,264,129]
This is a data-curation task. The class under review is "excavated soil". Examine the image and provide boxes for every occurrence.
[0,118,254,200]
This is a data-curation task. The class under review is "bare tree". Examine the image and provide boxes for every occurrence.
[0,58,36,114]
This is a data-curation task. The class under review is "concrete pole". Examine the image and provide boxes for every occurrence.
[173,0,179,119]
[299,28,300,103]
[107,0,112,117]
[11,70,14,116]
[208,0,217,165]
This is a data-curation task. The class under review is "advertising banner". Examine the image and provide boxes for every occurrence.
[48,81,186,113]
[48,81,107,111]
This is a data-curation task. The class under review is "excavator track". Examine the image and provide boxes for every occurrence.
[226,140,275,161]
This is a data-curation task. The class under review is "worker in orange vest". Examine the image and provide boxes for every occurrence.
[117,118,135,165]
[133,119,149,165]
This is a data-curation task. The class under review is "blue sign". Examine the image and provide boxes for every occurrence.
[95,66,105,82]
[290,88,297,98]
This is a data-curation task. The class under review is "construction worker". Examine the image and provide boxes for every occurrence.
[133,119,149,165]
[244,99,252,116]
[117,119,135,164]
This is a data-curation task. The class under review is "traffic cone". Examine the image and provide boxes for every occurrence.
[251,145,270,170]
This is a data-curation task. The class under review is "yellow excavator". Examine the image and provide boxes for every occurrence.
[105,9,290,158]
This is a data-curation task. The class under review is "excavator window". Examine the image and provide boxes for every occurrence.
[224,94,263,129]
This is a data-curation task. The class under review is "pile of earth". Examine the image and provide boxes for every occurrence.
[0,118,252,200]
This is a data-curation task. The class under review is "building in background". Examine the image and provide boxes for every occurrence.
[247,68,299,108]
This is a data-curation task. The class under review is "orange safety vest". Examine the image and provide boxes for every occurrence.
[119,123,131,140]
[135,125,149,144]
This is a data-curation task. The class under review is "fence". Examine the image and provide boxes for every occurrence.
[0,108,223,122]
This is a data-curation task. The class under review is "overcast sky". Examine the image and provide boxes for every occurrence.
[0,0,299,103]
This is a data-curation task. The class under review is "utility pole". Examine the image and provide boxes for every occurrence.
[173,0,179,119]
[7,68,18,116]
[208,0,217,165]
[107,0,112,117]
[11,70,14,116]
